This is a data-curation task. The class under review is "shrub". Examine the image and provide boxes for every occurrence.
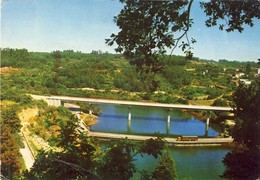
[212,98,228,107]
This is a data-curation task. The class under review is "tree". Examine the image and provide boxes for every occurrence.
[152,150,177,180]
[106,0,195,74]
[161,66,192,89]
[24,149,100,180]
[1,105,21,134]
[99,139,137,180]
[0,126,22,178]
[222,77,260,179]
[232,77,260,149]
[1,48,30,67]
[185,51,193,60]
[52,50,62,83]
[245,63,251,75]
[26,136,167,180]
[106,0,259,81]
[99,137,166,180]
[140,136,166,159]
[0,104,23,179]
[200,1,259,32]
[222,148,260,180]
[24,107,100,180]
[212,98,228,107]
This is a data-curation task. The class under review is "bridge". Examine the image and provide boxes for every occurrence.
[31,95,232,111]
[31,94,233,138]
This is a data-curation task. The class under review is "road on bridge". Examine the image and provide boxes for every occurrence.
[31,94,233,112]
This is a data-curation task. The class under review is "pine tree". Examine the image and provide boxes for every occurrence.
[153,150,177,180]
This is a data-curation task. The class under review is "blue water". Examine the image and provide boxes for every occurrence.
[91,104,230,179]
[92,104,219,137]
[134,146,230,180]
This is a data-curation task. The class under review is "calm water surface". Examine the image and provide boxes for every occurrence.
[92,104,219,137]
[92,104,230,179]
[134,146,230,180]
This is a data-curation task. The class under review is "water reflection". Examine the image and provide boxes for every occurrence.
[92,104,219,137]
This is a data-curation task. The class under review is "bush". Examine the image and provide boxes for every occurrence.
[178,98,189,104]
[222,94,233,101]
[212,98,228,107]
[206,88,223,100]
[13,133,25,148]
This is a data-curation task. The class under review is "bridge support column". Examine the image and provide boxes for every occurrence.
[166,109,171,134]
[167,109,171,124]
[127,116,131,132]
[166,121,170,135]
[89,103,92,115]
[127,106,132,132]
[56,99,61,107]
[128,106,132,121]
[47,98,61,107]
[205,117,210,137]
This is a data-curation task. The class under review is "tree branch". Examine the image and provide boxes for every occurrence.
[169,0,194,61]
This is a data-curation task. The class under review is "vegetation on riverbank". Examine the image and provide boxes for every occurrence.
[80,113,99,127]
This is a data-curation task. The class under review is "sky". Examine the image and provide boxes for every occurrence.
[1,0,260,62]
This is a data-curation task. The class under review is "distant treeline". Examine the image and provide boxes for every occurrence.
[1,48,258,104]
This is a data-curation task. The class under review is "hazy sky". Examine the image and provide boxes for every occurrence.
[1,0,260,61]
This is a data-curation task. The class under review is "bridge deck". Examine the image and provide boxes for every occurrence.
[46,95,232,111]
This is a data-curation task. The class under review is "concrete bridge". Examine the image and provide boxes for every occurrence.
[31,94,233,137]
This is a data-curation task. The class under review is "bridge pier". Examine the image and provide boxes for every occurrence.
[166,109,171,134]
[127,117,131,132]
[205,117,210,137]
[128,106,132,121]
[166,121,170,135]
[47,98,62,107]
[127,106,132,132]
[89,103,93,115]
[167,109,171,124]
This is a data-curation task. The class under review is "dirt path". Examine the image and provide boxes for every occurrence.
[18,108,40,170]
[20,133,35,170]
[19,107,56,169]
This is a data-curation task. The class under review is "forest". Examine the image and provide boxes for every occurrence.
[1,48,258,105]
[1,48,260,179]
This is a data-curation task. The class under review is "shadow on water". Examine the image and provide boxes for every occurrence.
[92,104,220,137]
[100,114,190,122]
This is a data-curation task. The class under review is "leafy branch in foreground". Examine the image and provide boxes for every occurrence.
[222,77,260,179]
[106,0,194,74]
[107,0,259,75]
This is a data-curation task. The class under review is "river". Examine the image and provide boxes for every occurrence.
[91,104,230,179]
[92,104,219,137]
[134,146,230,180]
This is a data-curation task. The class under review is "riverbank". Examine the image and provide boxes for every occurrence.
[89,131,234,146]
[80,113,99,126]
